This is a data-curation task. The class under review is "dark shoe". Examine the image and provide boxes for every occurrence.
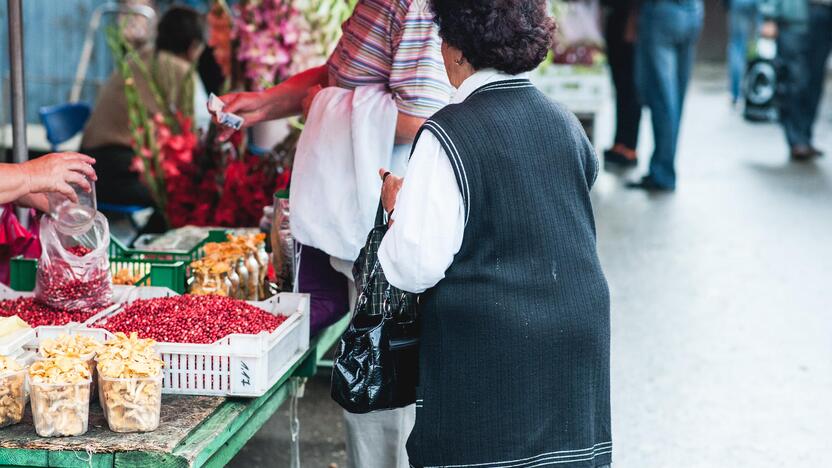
[604,147,638,168]
[626,176,674,192]
[791,145,815,162]
[809,146,824,157]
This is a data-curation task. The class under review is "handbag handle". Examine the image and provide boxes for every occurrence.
[374,200,386,228]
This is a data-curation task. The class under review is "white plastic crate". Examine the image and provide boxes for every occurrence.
[38,287,311,397]
[0,287,129,348]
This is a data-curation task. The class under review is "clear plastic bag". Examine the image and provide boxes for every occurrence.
[34,211,113,313]
[271,195,294,292]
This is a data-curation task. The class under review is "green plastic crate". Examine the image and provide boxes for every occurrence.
[109,258,187,293]
[8,256,187,294]
[107,230,227,263]
[9,258,37,292]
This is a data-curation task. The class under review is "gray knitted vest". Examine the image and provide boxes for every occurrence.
[406,79,612,468]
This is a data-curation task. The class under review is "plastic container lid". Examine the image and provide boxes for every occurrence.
[0,327,36,357]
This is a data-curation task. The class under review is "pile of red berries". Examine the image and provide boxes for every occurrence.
[35,262,112,313]
[0,297,103,327]
[93,295,287,344]
[66,245,92,257]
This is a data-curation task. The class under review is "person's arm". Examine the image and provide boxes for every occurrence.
[0,164,31,205]
[15,193,50,212]
[388,1,452,145]
[218,65,329,127]
[395,114,427,145]
[759,0,781,36]
[377,132,465,294]
[0,153,96,205]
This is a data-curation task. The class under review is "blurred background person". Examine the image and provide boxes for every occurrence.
[80,6,205,227]
[629,0,704,192]
[726,0,760,106]
[602,0,641,167]
[760,0,832,160]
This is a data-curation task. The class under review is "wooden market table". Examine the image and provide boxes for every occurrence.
[0,314,351,468]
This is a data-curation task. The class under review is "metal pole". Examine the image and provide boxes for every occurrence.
[7,0,29,225]
[7,0,27,164]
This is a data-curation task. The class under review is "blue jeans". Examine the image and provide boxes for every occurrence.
[636,0,704,190]
[777,22,811,147]
[777,4,832,148]
[802,4,832,145]
[728,0,759,101]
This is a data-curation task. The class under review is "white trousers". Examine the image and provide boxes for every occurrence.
[343,405,416,468]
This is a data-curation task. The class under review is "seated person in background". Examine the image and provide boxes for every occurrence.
[81,5,204,228]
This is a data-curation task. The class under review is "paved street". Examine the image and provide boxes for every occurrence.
[230,66,832,467]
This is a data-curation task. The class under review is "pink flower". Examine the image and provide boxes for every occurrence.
[233,0,300,90]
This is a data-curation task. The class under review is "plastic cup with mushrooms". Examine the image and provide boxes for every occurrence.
[0,356,26,428]
[29,357,91,437]
[97,332,164,433]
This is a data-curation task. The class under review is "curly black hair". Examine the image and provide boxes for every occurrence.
[430,0,555,75]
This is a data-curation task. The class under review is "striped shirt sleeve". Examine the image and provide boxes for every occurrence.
[388,0,451,118]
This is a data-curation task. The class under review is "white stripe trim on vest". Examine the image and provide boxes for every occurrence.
[423,120,471,225]
[470,80,535,98]
[422,441,612,468]
[473,83,535,95]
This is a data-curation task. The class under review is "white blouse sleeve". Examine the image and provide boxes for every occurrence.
[377,131,465,294]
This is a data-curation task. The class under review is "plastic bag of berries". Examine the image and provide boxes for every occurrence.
[33,211,113,313]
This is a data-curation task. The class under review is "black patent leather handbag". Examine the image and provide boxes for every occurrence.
[330,202,419,414]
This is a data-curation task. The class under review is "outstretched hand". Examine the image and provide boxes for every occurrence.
[210,91,268,141]
[22,152,96,203]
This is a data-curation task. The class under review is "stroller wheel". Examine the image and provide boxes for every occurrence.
[745,60,777,106]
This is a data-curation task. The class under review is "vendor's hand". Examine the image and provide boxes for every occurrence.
[379,168,403,224]
[22,152,96,202]
[301,85,323,121]
[212,91,269,141]
[760,21,778,39]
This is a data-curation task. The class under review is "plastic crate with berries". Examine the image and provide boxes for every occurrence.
[37,287,310,397]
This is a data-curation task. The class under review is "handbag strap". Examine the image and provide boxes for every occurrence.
[374,199,386,227]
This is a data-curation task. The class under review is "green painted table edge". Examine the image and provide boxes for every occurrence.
[0,314,351,468]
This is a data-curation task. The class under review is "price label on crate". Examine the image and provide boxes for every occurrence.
[234,358,257,392]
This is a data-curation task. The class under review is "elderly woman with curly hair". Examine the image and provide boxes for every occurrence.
[377,0,612,467]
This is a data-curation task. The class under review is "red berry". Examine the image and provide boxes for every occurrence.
[0,298,103,327]
[92,295,286,344]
